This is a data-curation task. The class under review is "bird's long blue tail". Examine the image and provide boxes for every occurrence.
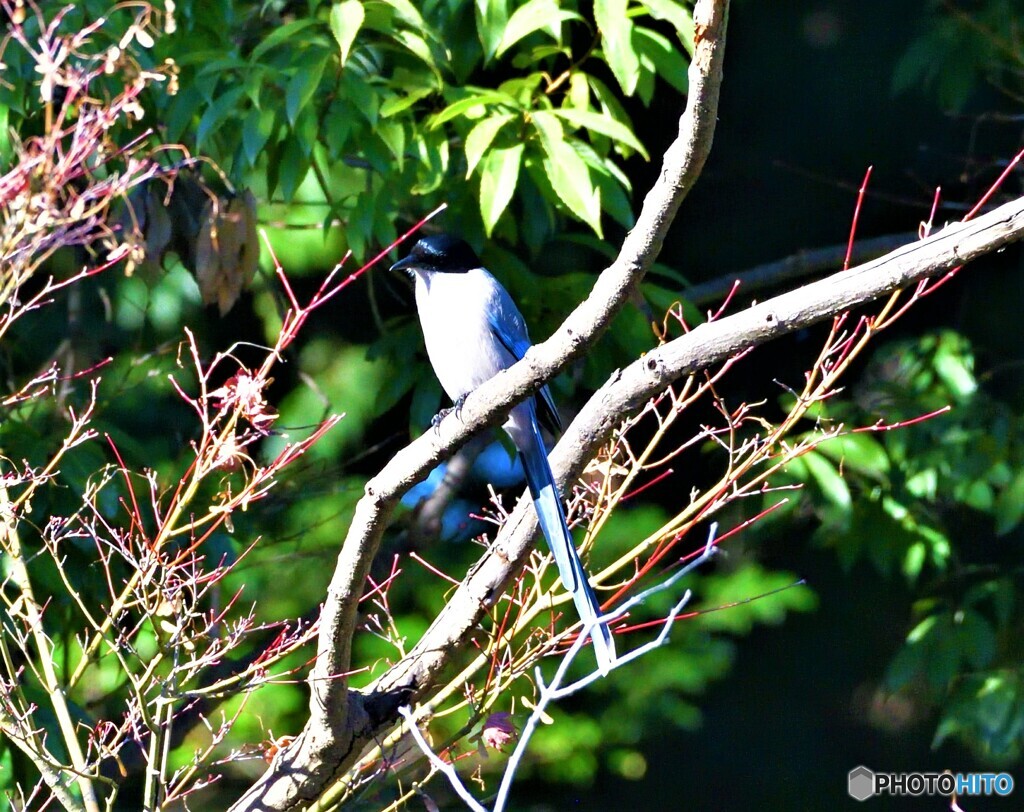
[518,417,616,675]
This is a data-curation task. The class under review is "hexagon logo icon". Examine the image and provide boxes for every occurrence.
[848,765,875,801]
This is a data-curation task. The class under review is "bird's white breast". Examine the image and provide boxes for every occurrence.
[413,267,517,401]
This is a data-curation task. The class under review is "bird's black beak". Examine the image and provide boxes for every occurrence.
[389,255,415,273]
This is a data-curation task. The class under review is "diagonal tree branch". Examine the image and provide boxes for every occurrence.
[365,192,1024,707]
[237,185,1024,810]
[229,1,731,809]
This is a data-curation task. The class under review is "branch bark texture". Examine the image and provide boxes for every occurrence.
[366,191,1024,699]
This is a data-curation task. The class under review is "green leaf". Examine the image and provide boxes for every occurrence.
[411,127,450,193]
[286,55,328,126]
[638,0,695,54]
[264,137,283,199]
[293,107,318,159]
[346,188,374,259]
[496,0,581,58]
[243,65,270,106]
[594,164,634,227]
[242,106,275,166]
[956,611,996,670]
[362,133,394,174]
[816,433,890,479]
[384,0,427,28]
[376,120,406,166]
[906,613,938,644]
[914,525,951,573]
[567,71,590,110]
[569,138,634,224]
[479,143,523,235]
[399,30,438,68]
[589,76,633,134]
[595,0,641,95]
[635,55,655,105]
[195,56,254,78]
[330,1,365,66]
[165,86,203,144]
[553,107,649,159]
[933,332,977,400]
[196,86,246,150]
[0,103,10,163]
[432,90,516,126]
[250,18,321,62]
[511,43,570,70]
[322,99,352,157]
[933,673,1020,755]
[476,0,510,62]
[532,111,602,234]
[994,467,1024,535]
[518,169,557,244]
[634,27,689,95]
[892,34,943,97]
[498,72,547,104]
[465,112,516,177]
[342,72,380,125]
[380,86,435,117]
[803,450,852,513]
[279,136,310,202]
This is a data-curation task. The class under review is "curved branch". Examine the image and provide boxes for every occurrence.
[230,1,731,809]
[232,4,1024,806]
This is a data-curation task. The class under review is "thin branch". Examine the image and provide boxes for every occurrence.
[400,527,718,812]
[1,482,101,812]
[683,231,918,306]
[397,709,487,812]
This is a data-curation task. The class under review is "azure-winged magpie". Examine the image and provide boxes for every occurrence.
[391,234,615,674]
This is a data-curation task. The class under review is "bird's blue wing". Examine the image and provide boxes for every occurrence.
[486,307,561,436]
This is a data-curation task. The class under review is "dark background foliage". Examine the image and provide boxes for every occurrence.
[623,3,1024,810]
[2,0,1024,809]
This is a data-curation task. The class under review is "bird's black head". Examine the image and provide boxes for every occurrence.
[389,234,482,275]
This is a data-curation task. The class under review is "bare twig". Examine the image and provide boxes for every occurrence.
[399,527,719,812]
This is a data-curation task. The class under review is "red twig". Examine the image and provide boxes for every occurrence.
[844,165,873,271]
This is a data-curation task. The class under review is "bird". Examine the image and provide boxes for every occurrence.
[391,234,615,674]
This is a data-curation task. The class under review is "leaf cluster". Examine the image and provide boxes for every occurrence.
[760,329,1024,760]
[126,0,694,252]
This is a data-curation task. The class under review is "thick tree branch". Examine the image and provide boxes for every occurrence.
[229,1,731,809]
[365,193,1024,713]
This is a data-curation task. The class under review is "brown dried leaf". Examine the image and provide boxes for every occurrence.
[194,190,260,315]
[194,197,221,308]
[140,185,171,279]
[238,188,260,287]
